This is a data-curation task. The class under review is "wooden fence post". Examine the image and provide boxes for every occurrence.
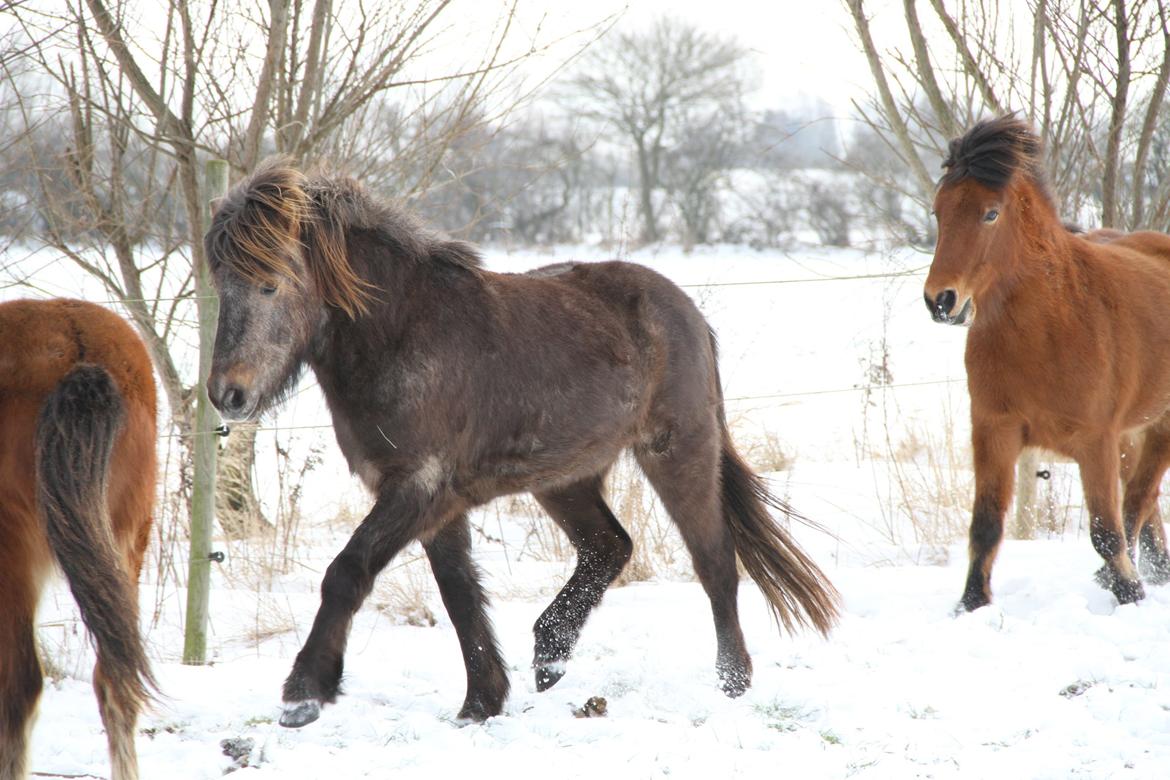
[183,158,227,664]
[1012,447,1040,539]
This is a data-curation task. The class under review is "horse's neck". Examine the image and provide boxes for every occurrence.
[975,228,1082,335]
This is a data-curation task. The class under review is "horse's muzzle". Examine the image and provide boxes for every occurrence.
[924,290,974,326]
[207,372,258,421]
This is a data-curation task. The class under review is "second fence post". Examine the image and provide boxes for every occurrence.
[183,158,228,665]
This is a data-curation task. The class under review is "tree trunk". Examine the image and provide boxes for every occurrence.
[634,139,659,244]
[215,423,274,539]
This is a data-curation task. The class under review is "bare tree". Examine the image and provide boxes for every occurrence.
[2,0,607,540]
[567,16,750,244]
[845,0,1170,231]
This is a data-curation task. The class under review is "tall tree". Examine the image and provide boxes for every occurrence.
[568,16,749,244]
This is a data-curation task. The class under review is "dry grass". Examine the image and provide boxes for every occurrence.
[606,454,684,586]
[242,595,298,645]
[372,552,437,627]
[737,425,797,474]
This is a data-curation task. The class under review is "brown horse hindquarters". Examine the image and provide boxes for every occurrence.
[0,299,156,780]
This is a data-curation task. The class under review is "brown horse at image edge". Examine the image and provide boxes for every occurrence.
[203,158,840,727]
[0,299,157,780]
[925,116,1170,611]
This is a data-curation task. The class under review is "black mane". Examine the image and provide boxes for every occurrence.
[304,170,483,273]
[941,115,1045,193]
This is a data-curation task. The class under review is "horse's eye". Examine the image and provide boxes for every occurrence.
[984,209,1000,223]
[260,284,277,296]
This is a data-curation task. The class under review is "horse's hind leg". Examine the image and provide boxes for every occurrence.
[0,605,42,780]
[423,515,509,721]
[531,473,632,692]
[1119,427,1170,584]
[635,438,752,697]
[1138,513,1170,584]
[1080,436,1144,603]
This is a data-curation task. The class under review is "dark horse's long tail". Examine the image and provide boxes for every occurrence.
[35,364,155,709]
[711,333,841,637]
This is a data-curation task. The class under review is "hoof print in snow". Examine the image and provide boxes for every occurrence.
[573,696,608,718]
[221,737,256,774]
[1059,680,1094,698]
[280,699,322,728]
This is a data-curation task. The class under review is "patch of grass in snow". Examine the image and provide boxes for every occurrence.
[753,700,814,733]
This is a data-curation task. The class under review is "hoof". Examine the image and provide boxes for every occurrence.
[1141,566,1170,586]
[456,698,501,723]
[279,699,321,728]
[956,592,990,614]
[717,669,750,698]
[1138,556,1170,585]
[534,662,565,692]
[1111,576,1145,605]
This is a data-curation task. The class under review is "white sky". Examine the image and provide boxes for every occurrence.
[448,0,885,116]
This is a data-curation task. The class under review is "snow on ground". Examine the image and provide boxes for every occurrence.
[10,242,1170,778]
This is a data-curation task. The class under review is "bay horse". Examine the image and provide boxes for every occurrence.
[204,159,840,727]
[0,299,156,780]
[924,116,1170,612]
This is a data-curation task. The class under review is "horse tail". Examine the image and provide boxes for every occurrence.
[35,364,155,709]
[709,330,841,637]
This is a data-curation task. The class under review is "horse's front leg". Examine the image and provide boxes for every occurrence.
[1080,436,1145,604]
[280,481,458,728]
[423,514,509,722]
[959,421,1022,611]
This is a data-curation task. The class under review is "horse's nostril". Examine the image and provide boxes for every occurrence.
[223,385,246,413]
[936,289,958,315]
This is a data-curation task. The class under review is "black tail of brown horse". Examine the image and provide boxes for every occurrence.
[711,335,840,637]
[35,365,155,772]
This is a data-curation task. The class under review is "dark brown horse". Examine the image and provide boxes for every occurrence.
[204,159,840,727]
[0,299,156,780]
[925,116,1170,612]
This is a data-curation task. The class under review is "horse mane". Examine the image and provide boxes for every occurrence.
[207,157,481,319]
[940,115,1047,196]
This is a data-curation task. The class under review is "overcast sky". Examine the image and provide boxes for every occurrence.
[451,0,885,116]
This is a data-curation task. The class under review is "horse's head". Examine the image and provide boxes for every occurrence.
[204,159,370,421]
[925,116,1043,327]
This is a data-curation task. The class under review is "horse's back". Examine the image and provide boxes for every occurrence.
[521,259,708,337]
[517,260,718,425]
[1094,230,1170,266]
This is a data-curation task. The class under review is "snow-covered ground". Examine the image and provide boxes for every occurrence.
[11,243,1170,778]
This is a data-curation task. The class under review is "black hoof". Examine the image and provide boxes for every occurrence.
[534,663,565,692]
[956,591,990,614]
[456,697,502,723]
[279,699,321,728]
[717,668,750,698]
[1111,576,1145,605]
